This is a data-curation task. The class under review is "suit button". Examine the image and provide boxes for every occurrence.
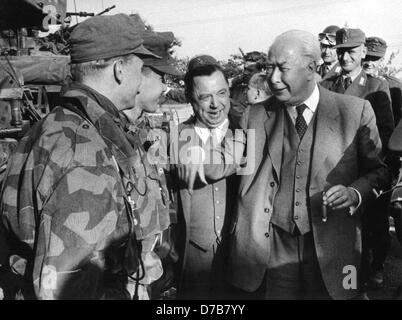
[295,202,300,206]
[299,149,303,153]
[82,123,90,129]
[265,232,270,238]
[297,160,302,166]
[264,208,270,213]
[270,182,275,187]
[294,216,299,220]
[296,188,301,192]
[296,175,301,179]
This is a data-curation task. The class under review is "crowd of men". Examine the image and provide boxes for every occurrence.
[0,13,402,300]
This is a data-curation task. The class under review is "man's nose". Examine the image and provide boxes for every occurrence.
[210,95,218,109]
[270,67,281,83]
[340,51,350,60]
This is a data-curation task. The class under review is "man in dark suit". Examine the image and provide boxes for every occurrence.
[321,29,395,291]
[226,30,389,299]
[170,55,243,299]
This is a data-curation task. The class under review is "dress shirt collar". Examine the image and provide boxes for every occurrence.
[288,83,320,113]
[194,118,229,144]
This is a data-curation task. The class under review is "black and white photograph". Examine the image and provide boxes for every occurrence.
[1,0,402,306]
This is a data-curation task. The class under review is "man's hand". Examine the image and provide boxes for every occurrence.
[323,185,359,210]
[177,163,207,194]
[177,145,208,193]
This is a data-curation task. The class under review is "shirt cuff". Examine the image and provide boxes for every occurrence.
[349,187,362,215]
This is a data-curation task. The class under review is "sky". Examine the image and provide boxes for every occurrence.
[65,0,402,62]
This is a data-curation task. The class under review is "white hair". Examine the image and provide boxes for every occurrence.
[270,29,322,65]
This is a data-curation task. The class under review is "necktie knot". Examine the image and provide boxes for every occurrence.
[296,104,307,117]
[344,77,352,90]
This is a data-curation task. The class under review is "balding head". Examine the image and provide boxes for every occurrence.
[266,30,320,106]
[270,30,321,66]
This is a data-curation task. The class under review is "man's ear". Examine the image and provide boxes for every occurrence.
[361,45,367,59]
[113,59,124,84]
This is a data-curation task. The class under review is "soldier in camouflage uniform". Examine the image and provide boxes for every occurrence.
[0,14,162,300]
[123,27,182,299]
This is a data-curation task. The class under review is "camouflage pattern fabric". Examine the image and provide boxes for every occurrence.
[0,83,169,299]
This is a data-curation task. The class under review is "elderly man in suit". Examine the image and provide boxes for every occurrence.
[225,30,389,300]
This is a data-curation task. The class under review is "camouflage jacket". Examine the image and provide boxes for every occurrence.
[0,83,169,299]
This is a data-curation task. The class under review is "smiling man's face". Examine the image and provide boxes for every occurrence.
[191,70,230,128]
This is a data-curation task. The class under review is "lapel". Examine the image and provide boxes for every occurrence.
[310,86,340,181]
[263,98,284,182]
[344,70,366,98]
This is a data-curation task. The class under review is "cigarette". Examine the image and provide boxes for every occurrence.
[322,203,327,222]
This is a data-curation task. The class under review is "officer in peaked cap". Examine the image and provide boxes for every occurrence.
[121,25,183,299]
[317,25,342,79]
[321,28,394,152]
[322,28,394,293]
[364,36,402,126]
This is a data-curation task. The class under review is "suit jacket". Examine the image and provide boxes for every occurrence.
[227,86,389,299]
[170,117,241,292]
[321,70,394,154]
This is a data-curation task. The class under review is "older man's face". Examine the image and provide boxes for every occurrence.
[120,55,143,110]
[191,70,230,128]
[266,42,314,106]
[337,44,367,73]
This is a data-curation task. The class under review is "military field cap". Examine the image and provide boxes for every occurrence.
[141,30,182,77]
[69,13,161,64]
[187,55,220,72]
[366,36,387,58]
[389,119,402,151]
[319,25,340,45]
[244,51,265,62]
[334,28,366,48]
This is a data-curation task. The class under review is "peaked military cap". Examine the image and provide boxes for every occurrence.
[366,36,387,58]
[334,28,366,48]
[69,13,161,63]
[141,30,182,76]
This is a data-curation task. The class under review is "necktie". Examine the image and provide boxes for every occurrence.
[295,104,308,139]
[344,77,352,90]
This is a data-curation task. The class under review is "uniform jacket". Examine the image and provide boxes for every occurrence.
[316,61,342,80]
[0,83,169,299]
[227,86,389,299]
[383,74,402,126]
[320,70,394,153]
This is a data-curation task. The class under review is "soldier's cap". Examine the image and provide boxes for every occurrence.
[244,51,265,62]
[318,25,340,46]
[334,28,366,49]
[187,55,220,72]
[389,119,402,151]
[366,36,387,58]
[141,30,182,77]
[69,13,161,64]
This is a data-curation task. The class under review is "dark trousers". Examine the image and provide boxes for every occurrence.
[265,224,330,300]
[178,239,229,299]
[361,195,391,283]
